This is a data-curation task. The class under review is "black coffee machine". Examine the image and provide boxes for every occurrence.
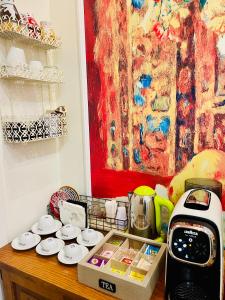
[165,179,224,300]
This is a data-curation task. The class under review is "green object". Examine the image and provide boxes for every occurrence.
[134,185,155,196]
[154,194,174,238]
[134,185,174,237]
[110,239,124,246]
[154,236,164,243]
[131,185,174,242]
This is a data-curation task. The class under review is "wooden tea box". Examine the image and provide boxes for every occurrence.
[78,230,167,300]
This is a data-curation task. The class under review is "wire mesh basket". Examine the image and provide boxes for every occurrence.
[79,195,129,233]
[2,112,67,143]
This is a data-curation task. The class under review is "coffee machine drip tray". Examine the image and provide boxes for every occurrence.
[171,281,209,300]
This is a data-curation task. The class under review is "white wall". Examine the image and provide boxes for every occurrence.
[0,0,62,248]
[0,1,88,298]
[0,3,57,299]
[0,0,89,246]
[50,0,90,194]
[16,0,50,21]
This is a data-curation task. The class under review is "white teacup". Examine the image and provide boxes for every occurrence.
[29,60,43,75]
[41,238,57,252]
[61,224,75,238]
[6,46,27,68]
[18,232,35,246]
[64,243,81,260]
[82,229,97,243]
[38,215,55,232]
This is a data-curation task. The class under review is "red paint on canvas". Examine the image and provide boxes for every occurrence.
[84,0,225,205]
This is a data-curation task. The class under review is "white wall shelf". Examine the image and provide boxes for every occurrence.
[0,14,65,144]
[0,65,63,84]
[0,19,61,50]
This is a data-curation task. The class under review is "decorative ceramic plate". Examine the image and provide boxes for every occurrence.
[11,234,41,251]
[58,244,89,265]
[50,190,70,219]
[59,186,80,201]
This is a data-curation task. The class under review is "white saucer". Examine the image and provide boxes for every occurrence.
[31,220,62,235]
[11,234,41,251]
[77,231,104,247]
[36,238,65,256]
[55,226,81,241]
[58,245,89,265]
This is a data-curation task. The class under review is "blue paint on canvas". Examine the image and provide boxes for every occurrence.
[139,74,152,88]
[132,0,145,9]
[134,94,145,106]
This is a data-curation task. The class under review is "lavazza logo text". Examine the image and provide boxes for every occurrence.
[184,230,198,236]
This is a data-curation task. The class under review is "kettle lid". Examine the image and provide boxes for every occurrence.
[134,185,155,196]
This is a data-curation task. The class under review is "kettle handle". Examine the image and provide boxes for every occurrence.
[154,195,174,237]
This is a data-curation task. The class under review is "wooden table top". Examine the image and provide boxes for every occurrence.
[0,243,164,300]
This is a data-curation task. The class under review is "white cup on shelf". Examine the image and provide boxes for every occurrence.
[6,46,27,68]
[43,66,58,81]
[29,60,43,78]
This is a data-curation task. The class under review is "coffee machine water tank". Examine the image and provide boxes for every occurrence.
[165,188,224,300]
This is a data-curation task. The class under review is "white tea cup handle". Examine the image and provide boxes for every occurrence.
[58,200,64,208]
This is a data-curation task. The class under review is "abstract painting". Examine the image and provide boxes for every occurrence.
[84,0,225,208]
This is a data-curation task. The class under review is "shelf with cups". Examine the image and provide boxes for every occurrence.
[0,18,61,50]
[0,1,65,144]
[0,64,63,84]
[2,109,67,143]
